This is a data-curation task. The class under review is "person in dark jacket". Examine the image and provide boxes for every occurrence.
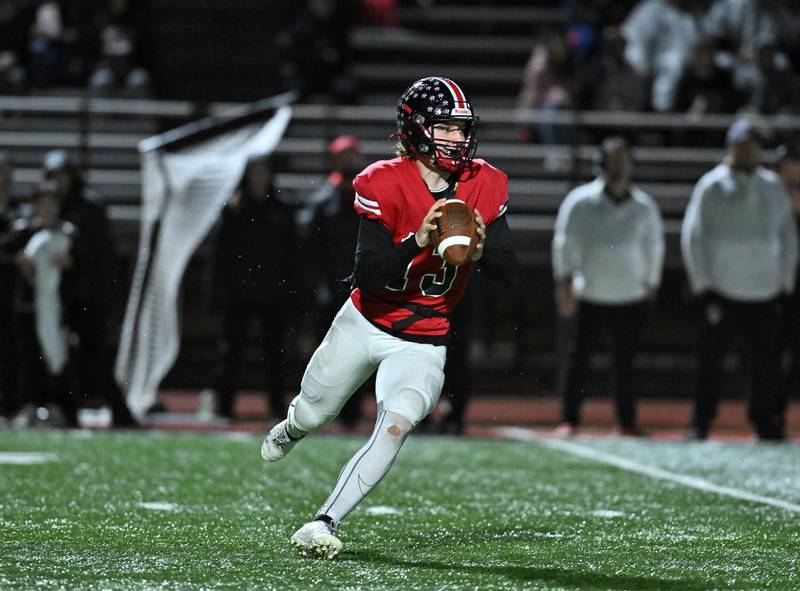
[85,0,153,94]
[42,149,138,428]
[0,153,19,424]
[14,182,79,427]
[777,142,800,436]
[0,1,32,90]
[308,136,363,329]
[306,135,364,428]
[209,154,298,420]
[674,39,741,116]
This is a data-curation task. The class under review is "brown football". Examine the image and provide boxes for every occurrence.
[430,199,479,266]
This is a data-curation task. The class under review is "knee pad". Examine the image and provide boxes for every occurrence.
[382,388,428,427]
[287,392,339,434]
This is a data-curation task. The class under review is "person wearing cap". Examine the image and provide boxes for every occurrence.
[13,182,79,427]
[41,149,139,428]
[681,119,798,441]
[305,135,365,429]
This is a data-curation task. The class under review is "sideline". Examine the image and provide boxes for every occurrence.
[497,427,800,514]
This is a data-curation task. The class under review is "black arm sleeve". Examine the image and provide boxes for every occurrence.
[476,215,517,287]
[353,217,422,294]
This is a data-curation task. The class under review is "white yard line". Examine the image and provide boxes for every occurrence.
[498,427,800,514]
[364,505,403,516]
[138,502,180,511]
[0,452,57,465]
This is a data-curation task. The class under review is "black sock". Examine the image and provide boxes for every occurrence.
[285,423,305,441]
[314,514,336,529]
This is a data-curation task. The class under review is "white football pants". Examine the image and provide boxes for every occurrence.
[286,298,447,525]
[288,298,447,434]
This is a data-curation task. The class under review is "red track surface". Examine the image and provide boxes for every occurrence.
[154,390,799,440]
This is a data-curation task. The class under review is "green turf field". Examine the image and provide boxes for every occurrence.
[1,430,798,590]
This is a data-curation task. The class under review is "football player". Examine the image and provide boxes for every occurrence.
[261,77,516,558]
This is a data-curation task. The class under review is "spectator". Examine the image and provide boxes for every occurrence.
[623,0,698,112]
[779,4,800,76]
[208,155,297,421]
[27,1,82,87]
[0,0,32,90]
[307,136,364,324]
[562,0,639,62]
[552,137,664,437]
[14,182,78,427]
[86,0,153,95]
[276,0,357,102]
[674,38,741,116]
[703,0,780,64]
[776,141,800,439]
[581,26,648,112]
[359,0,398,27]
[681,119,798,441]
[305,135,364,428]
[0,153,19,425]
[743,41,800,115]
[702,0,799,113]
[516,31,577,144]
[42,149,138,428]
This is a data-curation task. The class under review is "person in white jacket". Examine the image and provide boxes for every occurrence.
[681,119,798,441]
[552,137,664,437]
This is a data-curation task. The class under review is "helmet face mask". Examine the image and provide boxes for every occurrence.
[396,77,479,174]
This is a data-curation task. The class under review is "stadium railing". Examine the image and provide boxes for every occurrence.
[3,95,799,267]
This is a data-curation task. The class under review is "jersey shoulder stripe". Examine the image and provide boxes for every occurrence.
[355,192,381,216]
[355,193,380,208]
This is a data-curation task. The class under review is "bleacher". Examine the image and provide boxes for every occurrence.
[3,3,799,396]
[2,99,767,259]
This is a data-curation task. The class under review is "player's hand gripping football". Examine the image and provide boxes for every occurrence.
[415,198,447,248]
[471,209,486,262]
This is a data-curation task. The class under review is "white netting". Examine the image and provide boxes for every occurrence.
[115,106,292,416]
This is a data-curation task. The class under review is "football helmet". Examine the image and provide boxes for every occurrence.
[395,77,479,174]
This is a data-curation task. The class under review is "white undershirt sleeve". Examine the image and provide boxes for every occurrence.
[552,193,581,282]
[644,202,665,293]
[681,182,711,295]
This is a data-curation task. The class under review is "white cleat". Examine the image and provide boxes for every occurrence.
[260,420,300,462]
[291,520,343,559]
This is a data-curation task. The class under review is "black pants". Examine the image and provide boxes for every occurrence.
[214,305,287,418]
[440,287,474,430]
[0,306,19,417]
[693,295,782,436]
[15,311,78,426]
[779,295,799,423]
[66,302,134,424]
[557,300,648,427]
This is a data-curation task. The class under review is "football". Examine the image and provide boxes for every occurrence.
[430,199,479,266]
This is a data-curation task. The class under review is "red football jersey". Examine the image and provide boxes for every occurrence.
[351,156,509,337]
